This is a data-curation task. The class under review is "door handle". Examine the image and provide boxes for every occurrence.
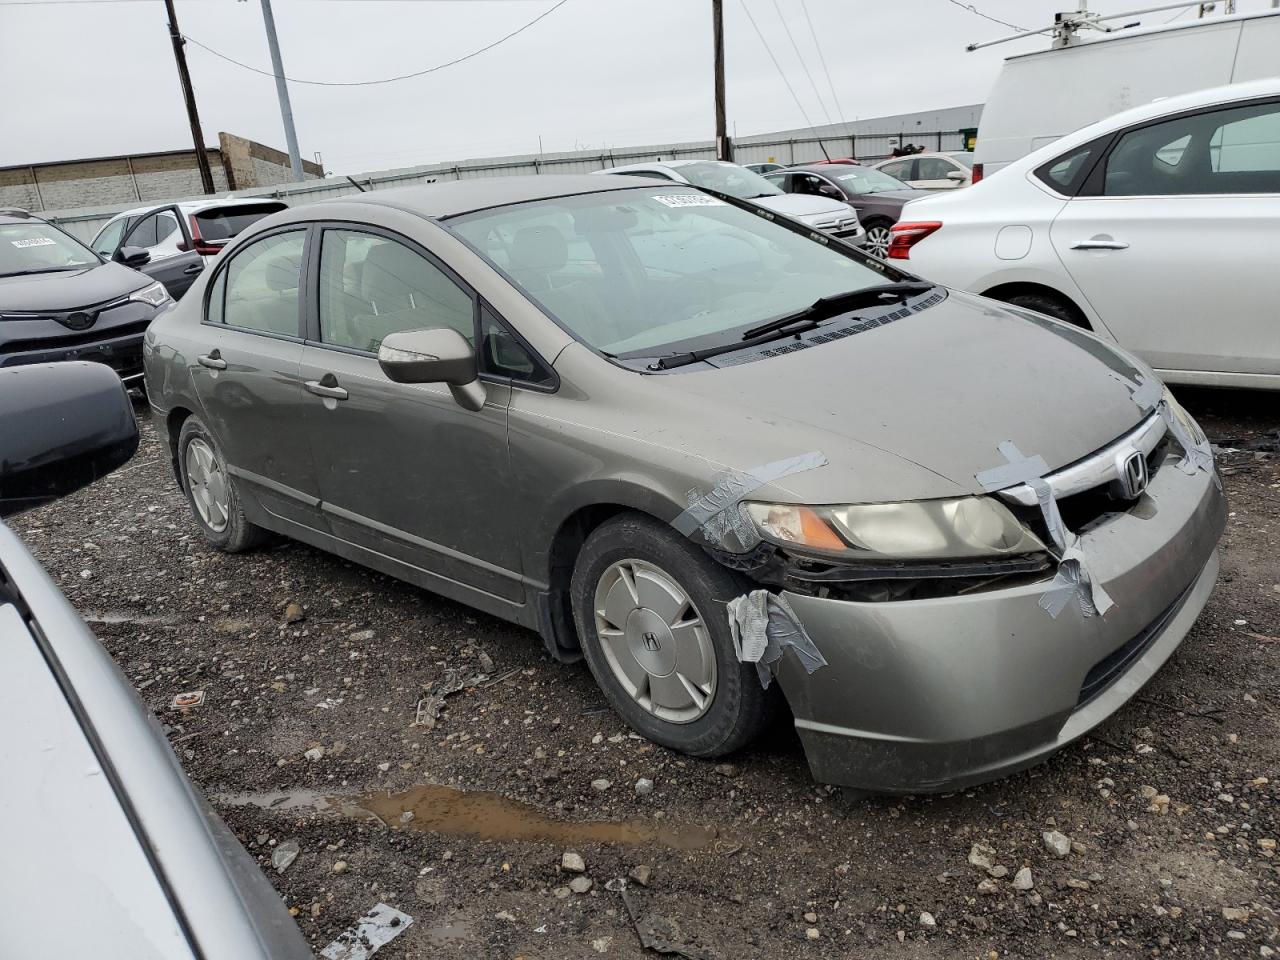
[1070,239,1129,250]
[183,264,202,275]
[197,350,226,370]
[305,378,349,401]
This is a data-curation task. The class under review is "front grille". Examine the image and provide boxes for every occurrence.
[0,318,151,355]
[1076,572,1196,707]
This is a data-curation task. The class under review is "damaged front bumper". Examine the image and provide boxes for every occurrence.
[771,449,1226,794]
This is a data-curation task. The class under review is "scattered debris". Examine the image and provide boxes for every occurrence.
[629,865,653,887]
[562,851,586,873]
[919,911,937,928]
[170,690,205,709]
[1042,830,1072,858]
[967,842,995,872]
[284,601,305,624]
[1012,867,1034,891]
[319,903,413,960]
[569,876,593,894]
[635,778,655,796]
[619,885,715,960]
[411,670,467,730]
[272,840,300,874]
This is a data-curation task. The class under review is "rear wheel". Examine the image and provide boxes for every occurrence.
[177,417,265,553]
[862,218,894,258]
[1002,291,1086,328]
[571,514,775,757]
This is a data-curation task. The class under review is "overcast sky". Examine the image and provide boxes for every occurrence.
[2,0,1273,173]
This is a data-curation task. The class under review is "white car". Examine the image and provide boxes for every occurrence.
[872,152,974,189]
[888,78,1280,391]
[596,160,865,245]
[91,198,287,300]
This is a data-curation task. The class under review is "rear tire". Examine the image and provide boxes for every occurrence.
[862,218,894,259]
[177,416,266,553]
[1002,291,1086,328]
[570,513,775,758]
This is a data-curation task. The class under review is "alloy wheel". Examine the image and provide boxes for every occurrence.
[865,225,892,258]
[185,437,230,533]
[593,559,717,724]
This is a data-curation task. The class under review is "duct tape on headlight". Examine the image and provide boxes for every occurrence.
[976,440,1114,620]
[672,451,829,546]
[726,589,828,688]
[1117,371,1220,490]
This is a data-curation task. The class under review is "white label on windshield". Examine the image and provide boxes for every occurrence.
[653,194,727,208]
[11,237,56,248]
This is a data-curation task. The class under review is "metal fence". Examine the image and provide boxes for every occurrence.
[47,129,966,242]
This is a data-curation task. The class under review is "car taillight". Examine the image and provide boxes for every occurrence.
[887,221,942,260]
[971,163,983,185]
[187,215,224,257]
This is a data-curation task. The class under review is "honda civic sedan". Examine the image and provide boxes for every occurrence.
[144,175,1225,793]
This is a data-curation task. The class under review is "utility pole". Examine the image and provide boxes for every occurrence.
[712,0,732,161]
[258,0,305,182]
[163,0,215,194]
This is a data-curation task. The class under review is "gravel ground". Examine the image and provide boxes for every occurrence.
[13,387,1279,959]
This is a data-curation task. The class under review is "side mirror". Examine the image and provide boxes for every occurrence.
[819,185,843,199]
[946,170,966,182]
[0,362,139,518]
[378,328,486,412]
[117,245,151,268]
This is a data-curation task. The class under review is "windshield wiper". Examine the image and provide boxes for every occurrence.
[739,281,935,340]
[0,266,82,278]
[649,281,937,371]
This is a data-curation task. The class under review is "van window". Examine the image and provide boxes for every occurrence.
[1103,99,1280,196]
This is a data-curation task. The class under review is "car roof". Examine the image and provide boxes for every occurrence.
[333,174,674,219]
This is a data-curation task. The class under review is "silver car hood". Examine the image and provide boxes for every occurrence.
[752,193,854,220]
[643,291,1149,504]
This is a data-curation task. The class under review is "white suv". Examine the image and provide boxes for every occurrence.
[890,79,1280,391]
[91,198,286,300]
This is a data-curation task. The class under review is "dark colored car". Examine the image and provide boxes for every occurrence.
[0,208,172,384]
[91,199,289,300]
[765,165,932,258]
[0,361,311,958]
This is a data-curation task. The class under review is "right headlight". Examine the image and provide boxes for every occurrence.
[743,497,1046,561]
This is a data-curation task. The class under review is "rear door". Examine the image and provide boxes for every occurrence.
[120,205,204,298]
[1049,96,1280,376]
[190,226,322,529]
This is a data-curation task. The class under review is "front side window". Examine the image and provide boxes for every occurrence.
[448,187,896,358]
[221,231,305,337]
[92,219,126,257]
[1103,100,1280,196]
[125,213,160,249]
[317,229,474,353]
[917,157,957,180]
[0,220,100,278]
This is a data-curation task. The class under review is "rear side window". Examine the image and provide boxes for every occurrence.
[317,228,474,353]
[194,202,288,242]
[1102,99,1280,196]
[1035,143,1099,194]
[221,231,305,337]
[878,159,913,180]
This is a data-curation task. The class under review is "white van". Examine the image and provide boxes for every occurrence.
[973,8,1280,181]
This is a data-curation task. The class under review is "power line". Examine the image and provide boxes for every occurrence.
[739,0,829,155]
[943,0,1025,31]
[768,0,832,126]
[183,0,569,86]
[799,0,844,125]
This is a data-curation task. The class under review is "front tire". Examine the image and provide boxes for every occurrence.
[570,514,775,758]
[177,416,265,553]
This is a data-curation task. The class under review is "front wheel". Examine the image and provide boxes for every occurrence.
[570,514,776,758]
[862,219,893,259]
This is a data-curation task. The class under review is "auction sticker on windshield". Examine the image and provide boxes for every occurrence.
[653,195,727,208]
[11,237,56,248]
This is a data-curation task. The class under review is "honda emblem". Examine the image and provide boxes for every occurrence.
[1119,451,1149,500]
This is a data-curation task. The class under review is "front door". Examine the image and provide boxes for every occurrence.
[190,227,321,529]
[297,224,524,604]
[1049,96,1280,376]
[120,205,204,299]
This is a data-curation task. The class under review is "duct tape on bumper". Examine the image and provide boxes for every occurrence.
[727,589,828,688]
[672,451,829,546]
[1119,371,1220,490]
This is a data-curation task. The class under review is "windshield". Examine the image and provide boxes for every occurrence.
[831,167,911,195]
[448,188,895,357]
[672,162,784,200]
[0,221,100,278]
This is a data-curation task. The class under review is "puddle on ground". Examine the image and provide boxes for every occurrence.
[216,784,718,852]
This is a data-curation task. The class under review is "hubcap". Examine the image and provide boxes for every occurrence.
[185,437,230,533]
[593,559,717,724]
[866,226,891,258]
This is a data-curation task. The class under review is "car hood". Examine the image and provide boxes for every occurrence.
[752,194,854,220]
[0,262,146,312]
[651,290,1151,503]
[859,189,932,204]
